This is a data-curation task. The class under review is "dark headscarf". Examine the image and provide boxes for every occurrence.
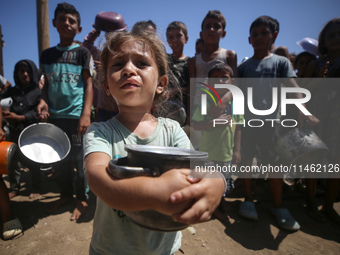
[13,59,39,91]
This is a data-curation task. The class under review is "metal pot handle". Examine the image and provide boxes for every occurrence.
[107,159,159,178]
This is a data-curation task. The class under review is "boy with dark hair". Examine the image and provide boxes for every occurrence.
[237,15,319,231]
[37,2,93,221]
[189,10,237,107]
[166,21,190,125]
[188,10,236,149]
[131,20,157,34]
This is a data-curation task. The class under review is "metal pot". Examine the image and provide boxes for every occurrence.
[275,127,328,166]
[18,123,71,170]
[107,144,208,232]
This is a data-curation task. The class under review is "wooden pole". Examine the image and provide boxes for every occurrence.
[36,0,50,63]
[0,25,4,76]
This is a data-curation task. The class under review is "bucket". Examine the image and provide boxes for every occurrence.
[0,141,17,175]
[275,128,328,165]
[18,123,71,169]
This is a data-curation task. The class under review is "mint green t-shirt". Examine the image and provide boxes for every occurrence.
[192,101,243,162]
[84,117,191,255]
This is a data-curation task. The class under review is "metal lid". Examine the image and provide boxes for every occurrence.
[124,144,208,160]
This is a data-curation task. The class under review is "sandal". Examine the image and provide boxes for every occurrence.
[271,207,300,231]
[239,201,258,220]
[3,218,23,240]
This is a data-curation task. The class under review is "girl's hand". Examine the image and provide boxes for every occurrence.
[169,172,225,224]
[152,169,195,216]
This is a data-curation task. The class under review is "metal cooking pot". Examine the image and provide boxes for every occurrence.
[107,144,209,232]
[275,127,328,166]
[18,123,71,170]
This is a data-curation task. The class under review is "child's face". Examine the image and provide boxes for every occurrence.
[200,18,226,44]
[209,70,231,95]
[17,65,31,85]
[296,55,314,77]
[324,23,340,53]
[248,25,277,51]
[53,11,82,40]
[167,28,188,53]
[104,40,167,109]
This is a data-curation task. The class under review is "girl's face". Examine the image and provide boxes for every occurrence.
[17,65,31,85]
[324,23,340,53]
[104,40,167,110]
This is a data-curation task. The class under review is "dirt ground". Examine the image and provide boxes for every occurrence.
[0,171,339,255]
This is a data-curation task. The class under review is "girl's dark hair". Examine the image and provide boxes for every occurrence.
[201,10,226,31]
[318,17,340,55]
[54,2,81,26]
[249,15,278,35]
[101,31,180,113]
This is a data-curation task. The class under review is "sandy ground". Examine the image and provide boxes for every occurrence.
[0,171,340,255]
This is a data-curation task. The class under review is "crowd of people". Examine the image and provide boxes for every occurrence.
[0,2,339,254]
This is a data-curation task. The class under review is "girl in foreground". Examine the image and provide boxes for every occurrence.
[84,31,225,254]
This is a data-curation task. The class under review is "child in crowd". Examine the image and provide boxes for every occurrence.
[303,18,340,224]
[0,105,23,240]
[188,10,237,148]
[295,51,317,78]
[131,20,157,34]
[1,60,41,199]
[189,10,237,80]
[192,63,242,222]
[83,11,127,122]
[188,10,236,107]
[165,21,190,125]
[84,30,225,254]
[37,2,93,221]
[237,15,319,231]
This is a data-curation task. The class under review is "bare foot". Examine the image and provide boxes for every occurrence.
[29,193,40,199]
[70,200,88,221]
[47,196,73,214]
[8,191,19,199]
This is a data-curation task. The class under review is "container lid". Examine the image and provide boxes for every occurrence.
[296,37,319,56]
[124,144,208,160]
